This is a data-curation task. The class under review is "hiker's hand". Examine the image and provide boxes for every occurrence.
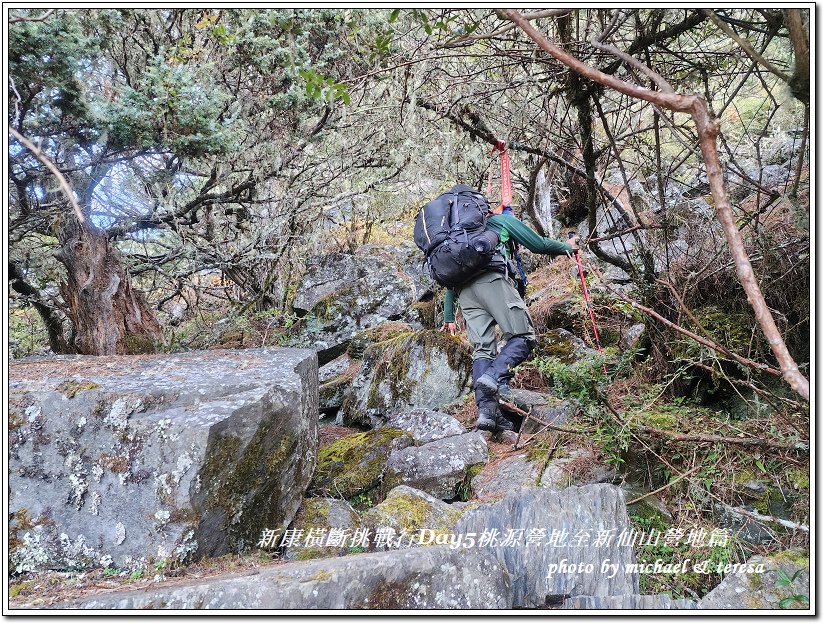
[441,322,456,336]
[568,235,580,252]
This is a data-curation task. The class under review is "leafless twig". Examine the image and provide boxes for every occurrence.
[9,9,55,24]
[9,126,86,226]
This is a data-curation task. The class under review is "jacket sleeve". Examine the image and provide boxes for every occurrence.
[443,288,456,323]
[492,214,573,256]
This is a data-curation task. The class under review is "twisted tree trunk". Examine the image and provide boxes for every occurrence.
[55,216,161,355]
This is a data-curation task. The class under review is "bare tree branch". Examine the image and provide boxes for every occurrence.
[702,9,791,83]
[591,40,674,93]
[439,9,572,48]
[9,126,87,226]
[500,8,809,401]
[9,9,55,24]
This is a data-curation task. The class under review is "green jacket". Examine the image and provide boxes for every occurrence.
[443,214,573,323]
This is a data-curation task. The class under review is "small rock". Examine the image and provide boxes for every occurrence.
[620,323,647,351]
[741,480,769,499]
[283,498,359,561]
[385,408,465,444]
[308,428,414,501]
[472,454,542,500]
[386,432,488,501]
[361,485,468,548]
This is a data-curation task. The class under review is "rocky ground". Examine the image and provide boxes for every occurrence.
[8,161,810,609]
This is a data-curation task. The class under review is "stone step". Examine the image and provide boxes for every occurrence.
[55,546,511,609]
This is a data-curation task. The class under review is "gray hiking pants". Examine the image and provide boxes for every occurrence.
[456,271,536,361]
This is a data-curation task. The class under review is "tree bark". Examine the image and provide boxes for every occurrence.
[55,216,162,355]
[500,8,810,402]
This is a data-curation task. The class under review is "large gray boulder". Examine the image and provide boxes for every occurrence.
[9,348,318,572]
[55,546,512,609]
[455,484,639,607]
[290,245,431,365]
[340,330,473,428]
[386,432,488,500]
[698,553,810,610]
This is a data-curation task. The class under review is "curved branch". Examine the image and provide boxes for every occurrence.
[9,9,55,24]
[9,127,87,226]
[501,8,810,401]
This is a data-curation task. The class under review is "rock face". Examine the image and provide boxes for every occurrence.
[471,453,543,500]
[308,428,414,501]
[386,432,488,501]
[57,546,513,609]
[385,408,465,444]
[282,498,360,561]
[290,245,431,365]
[455,484,638,608]
[340,330,472,428]
[9,349,319,572]
[698,554,810,610]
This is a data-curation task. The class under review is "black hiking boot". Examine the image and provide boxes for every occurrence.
[476,336,534,399]
[495,410,516,432]
[476,408,498,432]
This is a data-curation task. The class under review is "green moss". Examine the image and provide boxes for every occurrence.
[55,380,100,399]
[734,468,757,485]
[295,548,328,562]
[373,491,433,532]
[637,409,677,429]
[197,424,298,555]
[121,332,156,355]
[309,428,411,501]
[303,568,332,581]
[773,549,809,569]
[628,499,670,533]
[9,581,32,598]
[786,468,809,491]
[536,330,576,364]
[295,499,332,528]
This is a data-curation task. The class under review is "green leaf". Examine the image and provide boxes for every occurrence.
[755,459,767,473]
[389,9,401,22]
[779,597,795,609]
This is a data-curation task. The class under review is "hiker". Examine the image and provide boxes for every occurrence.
[440,200,578,433]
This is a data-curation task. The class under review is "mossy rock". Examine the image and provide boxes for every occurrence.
[347,322,415,359]
[341,329,472,427]
[309,428,414,501]
[283,497,360,561]
[361,485,471,538]
[120,332,157,354]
